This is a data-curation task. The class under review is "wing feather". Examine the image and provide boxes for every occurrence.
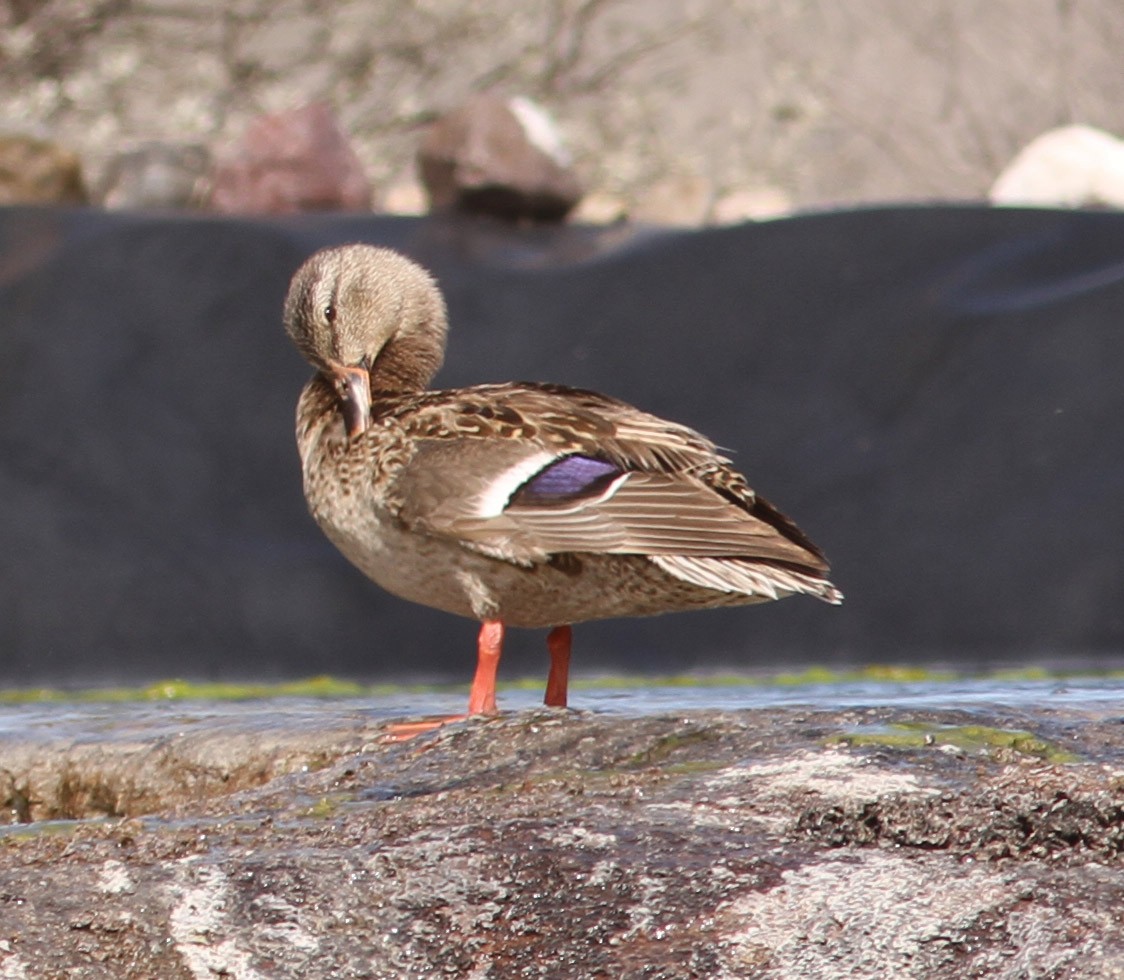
[502,471,822,565]
[380,382,831,576]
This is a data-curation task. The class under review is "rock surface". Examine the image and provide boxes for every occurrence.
[0,696,1122,977]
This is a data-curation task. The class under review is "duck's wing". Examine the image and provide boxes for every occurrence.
[384,384,833,580]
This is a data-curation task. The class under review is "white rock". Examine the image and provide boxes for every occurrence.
[990,124,1124,208]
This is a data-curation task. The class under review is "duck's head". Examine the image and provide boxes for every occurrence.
[283,244,448,438]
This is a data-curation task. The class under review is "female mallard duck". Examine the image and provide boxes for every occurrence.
[285,244,841,718]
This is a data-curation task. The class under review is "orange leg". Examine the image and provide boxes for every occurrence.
[467,619,504,715]
[380,619,504,742]
[544,624,572,707]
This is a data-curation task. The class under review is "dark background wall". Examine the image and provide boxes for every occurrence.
[1,206,1121,685]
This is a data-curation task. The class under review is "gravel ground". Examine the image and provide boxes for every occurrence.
[2,1,1124,221]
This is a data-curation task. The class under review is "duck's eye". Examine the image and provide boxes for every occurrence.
[324,303,337,324]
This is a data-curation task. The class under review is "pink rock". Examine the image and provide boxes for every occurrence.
[417,93,582,223]
[209,103,372,214]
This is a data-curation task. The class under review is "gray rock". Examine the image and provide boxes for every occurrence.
[99,141,211,210]
[0,701,1121,976]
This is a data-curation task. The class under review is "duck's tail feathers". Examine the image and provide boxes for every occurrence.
[649,554,843,605]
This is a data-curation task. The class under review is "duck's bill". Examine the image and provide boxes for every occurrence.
[329,362,371,439]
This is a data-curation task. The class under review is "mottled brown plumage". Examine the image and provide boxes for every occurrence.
[285,244,841,716]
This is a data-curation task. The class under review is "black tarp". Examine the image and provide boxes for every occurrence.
[1,205,1121,684]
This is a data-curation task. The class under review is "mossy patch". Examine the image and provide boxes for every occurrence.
[828,722,1079,763]
[0,675,449,704]
[0,817,103,841]
[620,727,722,769]
[1,664,1122,705]
[303,794,354,820]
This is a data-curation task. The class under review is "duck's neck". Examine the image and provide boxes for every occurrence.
[369,288,448,395]
[369,330,445,394]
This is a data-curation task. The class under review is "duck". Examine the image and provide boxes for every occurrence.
[284,243,842,720]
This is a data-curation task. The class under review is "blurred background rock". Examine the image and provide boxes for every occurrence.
[2,1,1124,220]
